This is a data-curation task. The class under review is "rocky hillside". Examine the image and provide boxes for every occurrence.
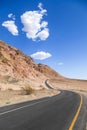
[0,40,62,90]
[37,64,62,78]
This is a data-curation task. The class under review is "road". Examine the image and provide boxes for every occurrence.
[0,91,84,130]
[45,79,54,89]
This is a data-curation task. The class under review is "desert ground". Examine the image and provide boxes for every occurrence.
[49,78,87,98]
[0,84,58,107]
[0,78,87,107]
[49,78,87,90]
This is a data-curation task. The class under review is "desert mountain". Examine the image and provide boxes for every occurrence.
[0,40,62,90]
[37,64,62,78]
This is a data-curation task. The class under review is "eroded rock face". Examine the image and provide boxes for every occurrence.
[37,64,62,78]
[0,41,39,78]
[0,40,63,90]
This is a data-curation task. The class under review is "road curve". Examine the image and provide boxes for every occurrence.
[0,91,83,130]
[45,79,54,89]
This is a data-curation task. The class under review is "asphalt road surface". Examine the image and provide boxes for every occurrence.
[0,91,84,130]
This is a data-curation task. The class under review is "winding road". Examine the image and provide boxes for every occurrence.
[0,90,85,130]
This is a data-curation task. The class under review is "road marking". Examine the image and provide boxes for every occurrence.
[0,99,47,116]
[69,95,83,130]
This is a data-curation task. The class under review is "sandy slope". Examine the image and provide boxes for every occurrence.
[49,78,87,92]
[0,88,58,107]
[0,78,87,107]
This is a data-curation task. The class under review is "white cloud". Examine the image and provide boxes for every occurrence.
[36,28,49,40]
[58,62,64,66]
[38,3,43,10]
[21,3,49,41]
[30,51,52,60]
[8,13,15,20]
[2,20,18,36]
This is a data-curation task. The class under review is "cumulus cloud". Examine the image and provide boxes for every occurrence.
[21,3,49,41]
[2,20,18,36]
[8,13,15,20]
[30,51,52,60]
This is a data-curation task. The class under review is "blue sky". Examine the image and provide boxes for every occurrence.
[0,0,87,79]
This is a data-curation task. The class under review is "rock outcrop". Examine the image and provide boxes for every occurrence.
[0,40,63,90]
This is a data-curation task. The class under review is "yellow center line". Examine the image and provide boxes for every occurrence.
[69,95,83,130]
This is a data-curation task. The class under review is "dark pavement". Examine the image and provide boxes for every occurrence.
[0,91,83,130]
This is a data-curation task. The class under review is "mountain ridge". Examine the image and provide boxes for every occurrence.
[0,40,63,90]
